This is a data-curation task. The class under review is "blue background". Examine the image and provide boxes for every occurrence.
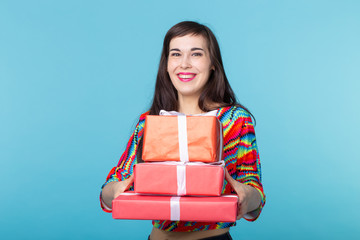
[1,0,359,239]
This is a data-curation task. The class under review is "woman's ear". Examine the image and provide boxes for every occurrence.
[211,65,215,71]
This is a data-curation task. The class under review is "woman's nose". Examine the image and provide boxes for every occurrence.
[180,55,191,69]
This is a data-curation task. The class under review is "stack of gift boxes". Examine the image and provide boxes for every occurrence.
[112,112,238,222]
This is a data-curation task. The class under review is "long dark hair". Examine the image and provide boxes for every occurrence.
[149,21,253,115]
[137,21,254,162]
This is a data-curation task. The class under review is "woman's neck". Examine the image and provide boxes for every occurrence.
[178,95,203,115]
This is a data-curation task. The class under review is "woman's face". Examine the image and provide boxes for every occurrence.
[167,34,214,100]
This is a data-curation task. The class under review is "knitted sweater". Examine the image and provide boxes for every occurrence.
[100,105,265,232]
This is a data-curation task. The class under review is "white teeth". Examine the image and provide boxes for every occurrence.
[178,74,195,79]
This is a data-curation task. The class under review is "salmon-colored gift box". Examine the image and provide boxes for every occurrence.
[112,192,238,222]
[134,162,224,196]
[142,115,223,162]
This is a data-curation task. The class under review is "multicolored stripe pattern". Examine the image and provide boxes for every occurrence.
[100,106,265,232]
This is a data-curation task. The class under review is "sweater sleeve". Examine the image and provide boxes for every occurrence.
[235,109,266,221]
[99,112,148,212]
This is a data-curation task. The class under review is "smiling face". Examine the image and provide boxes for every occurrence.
[167,34,214,101]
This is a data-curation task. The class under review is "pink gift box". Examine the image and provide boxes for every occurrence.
[112,192,238,222]
[134,163,224,196]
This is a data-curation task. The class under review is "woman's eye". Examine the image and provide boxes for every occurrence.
[170,53,181,57]
[192,52,203,57]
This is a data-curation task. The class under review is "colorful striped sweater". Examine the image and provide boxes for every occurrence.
[100,105,265,232]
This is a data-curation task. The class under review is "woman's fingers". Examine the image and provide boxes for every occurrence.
[113,175,134,198]
[224,168,239,193]
[124,175,134,191]
[237,203,246,220]
[224,168,247,220]
[224,167,234,184]
[237,207,242,220]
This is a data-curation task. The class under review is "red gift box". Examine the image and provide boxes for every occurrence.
[112,192,238,222]
[134,162,224,196]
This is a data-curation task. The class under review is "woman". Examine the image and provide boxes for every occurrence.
[100,21,265,240]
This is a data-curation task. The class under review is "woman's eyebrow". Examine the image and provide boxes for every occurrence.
[191,47,204,51]
[169,48,205,52]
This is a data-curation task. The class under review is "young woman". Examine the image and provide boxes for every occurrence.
[100,21,265,240]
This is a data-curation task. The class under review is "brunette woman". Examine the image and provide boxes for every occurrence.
[100,21,265,240]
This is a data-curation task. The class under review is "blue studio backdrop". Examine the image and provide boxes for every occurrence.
[1,0,359,239]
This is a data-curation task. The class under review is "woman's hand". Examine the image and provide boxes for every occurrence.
[101,175,134,208]
[224,168,261,220]
[112,175,134,198]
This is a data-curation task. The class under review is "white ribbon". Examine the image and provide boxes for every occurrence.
[177,164,186,196]
[119,192,140,196]
[221,195,238,198]
[144,160,225,167]
[218,122,223,162]
[177,115,189,162]
[170,196,181,221]
[159,110,218,116]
